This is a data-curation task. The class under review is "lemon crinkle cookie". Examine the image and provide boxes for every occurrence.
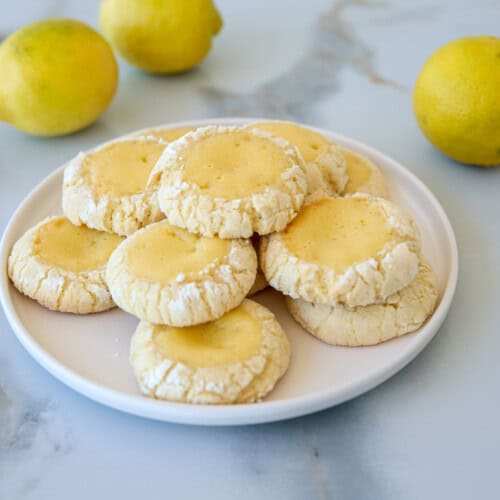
[151,125,308,238]
[287,260,438,346]
[260,195,420,307]
[249,120,348,196]
[130,299,290,404]
[106,220,257,326]
[339,146,388,198]
[63,136,167,236]
[8,216,123,313]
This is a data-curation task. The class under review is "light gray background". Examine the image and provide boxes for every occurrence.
[1,1,499,499]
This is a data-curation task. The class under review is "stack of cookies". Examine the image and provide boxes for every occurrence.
[8,120,438,405]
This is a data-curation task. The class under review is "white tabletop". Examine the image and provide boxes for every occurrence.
[1,1,499,498]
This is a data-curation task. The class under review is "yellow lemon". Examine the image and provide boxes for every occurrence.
[100,0,222,74]
[413,36,500,167]
[0,18,118,137]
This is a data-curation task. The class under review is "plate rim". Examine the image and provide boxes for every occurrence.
[0,117,459,426]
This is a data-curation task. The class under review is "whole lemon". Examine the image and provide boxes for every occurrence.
[100,0,222,74]
[413,36,500,167]
[0,18,118,137]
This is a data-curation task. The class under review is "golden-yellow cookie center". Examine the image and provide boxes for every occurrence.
[35,217,124,272]
[252,121,332,163]
[182,131,291,199]
[148,127,194,143]
[151,302,262,367]
[83,140,165,196]
[341,148,372,194]
[125,221,231,283]
[283,197,393,271]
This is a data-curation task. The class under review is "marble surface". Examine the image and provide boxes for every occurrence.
[1,0,500,498]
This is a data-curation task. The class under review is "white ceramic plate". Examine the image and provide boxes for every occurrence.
[0,118,458,426]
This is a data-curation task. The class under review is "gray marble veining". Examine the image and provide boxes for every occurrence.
[203,0,401,121]
[0,358,74,500]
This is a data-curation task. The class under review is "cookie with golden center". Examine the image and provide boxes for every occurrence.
[248,121,348,196]
[260,195,420,307]
[286,259,438,346]
[8,216,123,314]
[150,125,308,238]
[63,136,167,236]
[130,299,290,404]
[339,146,388,198]
[106,219,257,326]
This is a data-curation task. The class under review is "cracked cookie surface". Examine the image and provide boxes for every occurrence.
[248,120,348,197]
[130,126,195,143]
[151,125,308,238]
[130,299,290,404]
[63,136,167,236]
[8,216,123,313]
[260,195,420,307]
[339,146,388,198]
[287,260,438,346]
[106,220,257,326]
